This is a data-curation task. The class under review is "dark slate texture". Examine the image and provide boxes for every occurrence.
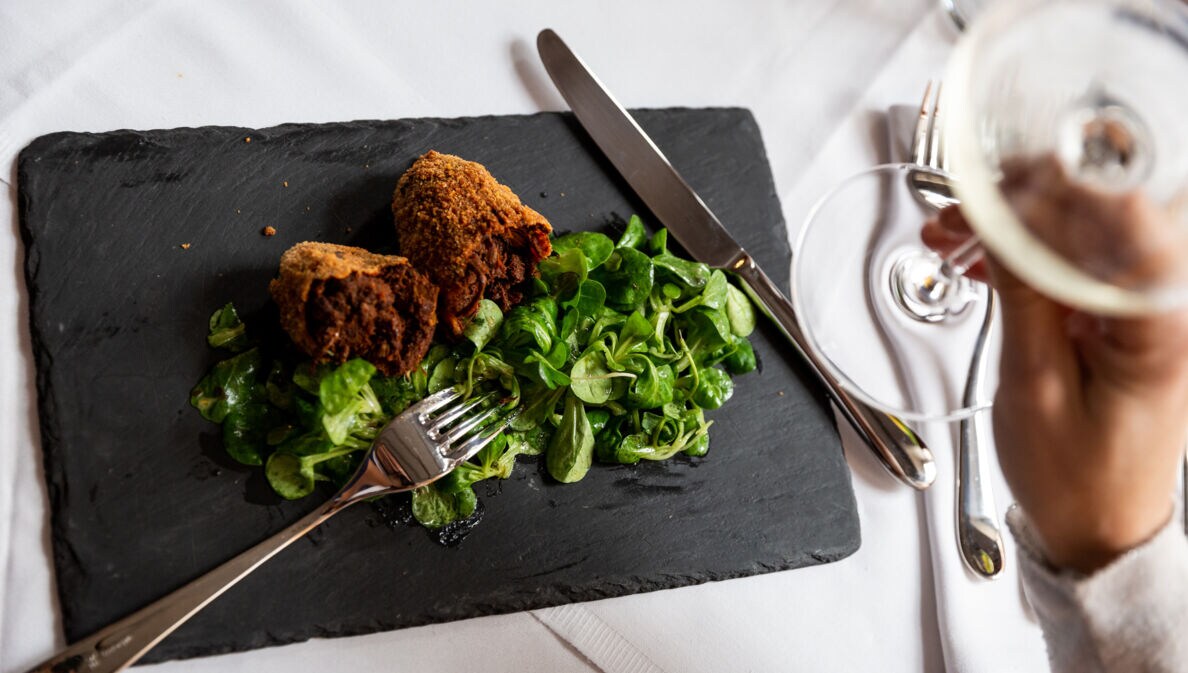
[17,109,858,664]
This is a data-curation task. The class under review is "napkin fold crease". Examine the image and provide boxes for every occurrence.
[531,605,667,673]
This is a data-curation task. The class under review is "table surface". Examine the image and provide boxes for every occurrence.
[0,2,1050,672]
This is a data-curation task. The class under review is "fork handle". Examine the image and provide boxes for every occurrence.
[957,408,1006,577]
[24,500,341,673]
[733,255,937,490]
[956,291,1005,577]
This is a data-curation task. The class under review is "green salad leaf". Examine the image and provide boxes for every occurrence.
[222,400,273,466]
[463,299,503,351]
[319,359,376,414]
[692,366,734,409]
[570,349,615,404]
[411,482,478,529]
[722,338,757,374]
[206,302,251,352]
[725,283,756,337]
[553,231,614,270]
[547,393,594,483]
[617,214,647,250]
[265,446,358,500]
[189,347,265,424]
[595,247,654,311]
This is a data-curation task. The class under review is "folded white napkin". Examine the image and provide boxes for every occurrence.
[888,104,1048,673]
[532,605,665,673]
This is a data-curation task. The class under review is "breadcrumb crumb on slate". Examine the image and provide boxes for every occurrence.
[269,242,438,376]
[180,243,191,249]
[392,150,553,336]
[262,226,276,237]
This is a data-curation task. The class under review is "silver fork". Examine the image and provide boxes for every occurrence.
[911,81,1005,579]
[909,81,959,210]
[26,386,513,673]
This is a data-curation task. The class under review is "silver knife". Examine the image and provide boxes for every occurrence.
[536,28,935,489]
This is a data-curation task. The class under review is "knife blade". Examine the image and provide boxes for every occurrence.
[536,28,935,489]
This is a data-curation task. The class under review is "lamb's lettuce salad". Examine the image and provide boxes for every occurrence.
[191,216,759,531]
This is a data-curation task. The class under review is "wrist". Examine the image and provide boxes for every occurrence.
[1027,499,1176,574]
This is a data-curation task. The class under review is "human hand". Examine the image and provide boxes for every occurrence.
[996,155,1188,290]
[924,199,1188,574]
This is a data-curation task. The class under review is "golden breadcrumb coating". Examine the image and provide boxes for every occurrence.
[392,150,552,335]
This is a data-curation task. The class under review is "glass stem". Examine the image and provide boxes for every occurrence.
[915,235,984,301]
[938,234,984,281]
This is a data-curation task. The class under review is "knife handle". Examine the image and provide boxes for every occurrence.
[732,254,936,490]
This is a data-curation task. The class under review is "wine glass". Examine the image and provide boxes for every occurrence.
[791,0,1188,422]
[946,0,1188,315]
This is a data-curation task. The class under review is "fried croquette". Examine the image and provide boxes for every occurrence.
[392,151,553,336]
[270,242,438,376]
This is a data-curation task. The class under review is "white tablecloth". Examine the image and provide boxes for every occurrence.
[0,2,1049,671]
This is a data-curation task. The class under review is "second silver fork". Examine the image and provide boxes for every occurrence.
[912,81,1006,579]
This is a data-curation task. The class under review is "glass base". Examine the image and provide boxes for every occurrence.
[889,250,976,323]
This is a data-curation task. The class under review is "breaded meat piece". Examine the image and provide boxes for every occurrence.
[270,242,438,376]
[392,151,553,336]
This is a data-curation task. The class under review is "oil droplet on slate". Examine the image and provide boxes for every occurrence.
[435,502,485,547]
[370,495,413,528]
[368,495,485,547]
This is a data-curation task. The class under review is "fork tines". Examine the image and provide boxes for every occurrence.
[415,386,514,462]
[914,80,948,172]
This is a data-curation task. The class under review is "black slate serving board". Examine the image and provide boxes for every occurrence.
[17,108,858,664]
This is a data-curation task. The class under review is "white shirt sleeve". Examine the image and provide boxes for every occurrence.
[1008,506,1188,673]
